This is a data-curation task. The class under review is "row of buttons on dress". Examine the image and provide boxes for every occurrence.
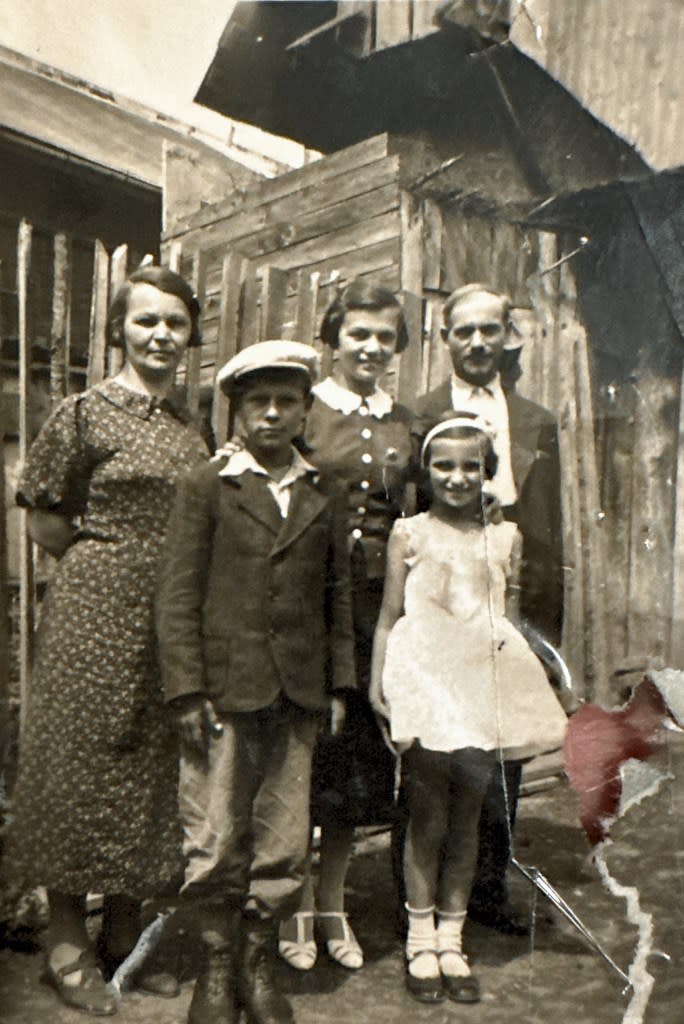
[354,406,373,539]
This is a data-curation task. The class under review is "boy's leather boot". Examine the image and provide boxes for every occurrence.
[188,903,242,1024]
[239,913,294,1024]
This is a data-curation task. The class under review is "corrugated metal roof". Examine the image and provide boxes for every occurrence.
[511,0,684,171]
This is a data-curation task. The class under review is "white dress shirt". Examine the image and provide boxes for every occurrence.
[218,446,318,518]
[450,374,517,507]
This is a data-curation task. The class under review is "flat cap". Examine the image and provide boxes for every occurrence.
[216,340,320,393]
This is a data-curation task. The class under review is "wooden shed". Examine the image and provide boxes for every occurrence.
[162,129,622,701]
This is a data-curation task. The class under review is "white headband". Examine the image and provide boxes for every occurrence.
[420,414,496,465]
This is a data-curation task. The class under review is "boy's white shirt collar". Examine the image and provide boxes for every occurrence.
[313,376,393,418]
[219,446,318,517]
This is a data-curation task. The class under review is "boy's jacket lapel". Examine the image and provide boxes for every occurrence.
[272,477,328,557]
[232,471,282,534]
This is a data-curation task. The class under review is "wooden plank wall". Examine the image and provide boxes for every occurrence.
[162,136,680,702]
[4,227,129,729]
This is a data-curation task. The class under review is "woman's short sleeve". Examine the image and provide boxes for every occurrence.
[16,394,89,516]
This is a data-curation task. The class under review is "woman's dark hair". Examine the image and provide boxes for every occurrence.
[106,265,202,348]
[319,278,410,353]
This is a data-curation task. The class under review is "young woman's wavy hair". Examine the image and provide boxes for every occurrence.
[320,278,410,353]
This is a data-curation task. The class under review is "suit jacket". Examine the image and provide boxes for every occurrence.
[413,380,563,645]
[156,462,356,714]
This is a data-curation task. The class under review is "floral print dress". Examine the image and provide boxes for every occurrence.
[6,379,208,897]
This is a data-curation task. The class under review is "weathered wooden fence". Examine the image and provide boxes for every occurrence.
[1,222,131,730]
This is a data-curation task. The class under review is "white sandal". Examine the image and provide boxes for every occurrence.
[278,911,317,971]
[317,912,363,970]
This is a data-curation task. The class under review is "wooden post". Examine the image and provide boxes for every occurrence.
[107,244,128,377]
[375,0,412,49]
[261,266,289,341]
[0,258,9,731]
[213,251,245,445]
[50,233,71,408]
[240,263,260,349]
[669,366,684,667]
[186,250,207,416]
[397,192,424,405]
[17,220,34,734]
[570,274,608,701]
[294,269,320,347]
[87,241,110,387]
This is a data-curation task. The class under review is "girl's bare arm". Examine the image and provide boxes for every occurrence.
[370,526,409,715]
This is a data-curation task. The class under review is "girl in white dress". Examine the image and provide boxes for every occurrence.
[370,415,566,1005]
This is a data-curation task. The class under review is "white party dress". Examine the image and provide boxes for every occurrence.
[382,513,567,759]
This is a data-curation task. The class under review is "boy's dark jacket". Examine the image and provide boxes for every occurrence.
[156,460,356,714]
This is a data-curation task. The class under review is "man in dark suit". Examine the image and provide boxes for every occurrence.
[157,341,355,1024]
[412,285,563,935]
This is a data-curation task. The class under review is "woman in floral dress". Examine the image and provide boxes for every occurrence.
[4,266,208,1015]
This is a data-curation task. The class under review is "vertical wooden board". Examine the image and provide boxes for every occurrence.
[669,368,684,667]
[0,390,8,726]
[397,290,424,406]
[411,0,441,38]
[399,192,424,402]
[512,307,543,406]
[626,372,679,662]
[50,232,71,408]
[422,198,442,290]
[0,257,9,724]
[528,232,560,413]
[261,265,289,340]
[167,239,182,273]
[17,219,34,732]
[400,191,423,293]
[597,384,634,676]
[375,0,412,49]
[212,251,246,444]
[440,209,469,290]
[572,313,608,700]
[107,244,128,377]
[240,262,260,349]
[87,241,110,387]
[294,269,320,347]
[186,250,207,415]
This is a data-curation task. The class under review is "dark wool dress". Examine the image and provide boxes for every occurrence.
[5,379,208,897]
[303,387,413,827]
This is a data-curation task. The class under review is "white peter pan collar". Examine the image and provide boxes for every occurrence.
[313,377,393,419]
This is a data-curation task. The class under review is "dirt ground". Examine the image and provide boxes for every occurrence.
[2,734,683,1024]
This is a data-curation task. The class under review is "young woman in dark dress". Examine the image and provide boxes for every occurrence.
[278,279,414,971]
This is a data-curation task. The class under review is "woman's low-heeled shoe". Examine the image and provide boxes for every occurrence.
[317,912,363,970]
[43,950,117,1016]
[404,952,445,1004]
[278,911,317,971]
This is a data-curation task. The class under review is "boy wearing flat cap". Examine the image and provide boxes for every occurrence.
[156,342,355,1024]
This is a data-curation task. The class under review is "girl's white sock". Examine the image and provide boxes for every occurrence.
[436,909,470,978]
[405,904,439,979]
